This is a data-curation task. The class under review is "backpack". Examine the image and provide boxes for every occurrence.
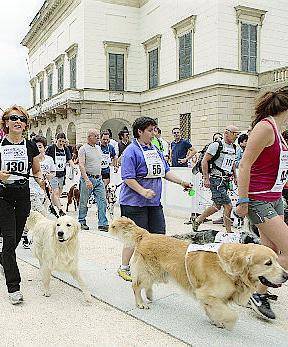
[192,140,223,175]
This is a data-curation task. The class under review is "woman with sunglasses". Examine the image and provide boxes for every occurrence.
[0,105,43,305]
[236,89,288,320]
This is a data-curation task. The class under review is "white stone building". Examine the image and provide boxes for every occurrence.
[22,0,288,146]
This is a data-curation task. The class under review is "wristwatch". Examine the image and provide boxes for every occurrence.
[236,197,250,206]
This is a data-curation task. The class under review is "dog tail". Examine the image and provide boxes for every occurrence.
[109,217,148,246]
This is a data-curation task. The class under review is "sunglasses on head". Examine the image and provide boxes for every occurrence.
[226,129,239,136]
[9,114,28,124]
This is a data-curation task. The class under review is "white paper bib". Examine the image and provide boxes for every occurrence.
[137,140,165,179]
[186,243,221,254]
[0,139,28,181]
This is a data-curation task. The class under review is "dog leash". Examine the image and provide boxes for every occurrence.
[184,251,195,290]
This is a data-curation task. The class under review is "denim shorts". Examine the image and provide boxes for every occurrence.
[209,176,231,206]
[120,204,166,234]
[248,198,284,225]
[50,176,65,190]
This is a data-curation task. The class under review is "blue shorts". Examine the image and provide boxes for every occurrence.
[50,176,65,190]
[120,204,166,234]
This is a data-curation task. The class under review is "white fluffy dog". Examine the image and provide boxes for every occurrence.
[26,211,91,302]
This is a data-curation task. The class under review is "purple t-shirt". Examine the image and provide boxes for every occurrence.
[119,139,170,207]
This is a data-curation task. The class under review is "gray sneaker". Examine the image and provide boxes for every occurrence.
[80,224,90,231]
[8,291,24,305]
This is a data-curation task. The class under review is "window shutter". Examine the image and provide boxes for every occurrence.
[180,113,191,141]
[179,32,192,79]
[109,53,124,91]
[116,54,124,91]
[241,23,257,72]
[58,65,64,92]
[249,24,257,72]
[32,86,36,105]
[39,80,44,102]
[149,48,158,89]
[70,56,77,88]
[47,73,53,98]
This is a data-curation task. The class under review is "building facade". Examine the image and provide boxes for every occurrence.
[22,0,288,147]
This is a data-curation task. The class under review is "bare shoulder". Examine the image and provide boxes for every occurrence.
[249,121,274,146]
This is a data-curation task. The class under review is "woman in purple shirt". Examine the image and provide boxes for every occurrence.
[118,117,192,281]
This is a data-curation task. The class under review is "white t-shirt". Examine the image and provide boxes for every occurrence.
[109,138,119,157]
[29,155,56,195]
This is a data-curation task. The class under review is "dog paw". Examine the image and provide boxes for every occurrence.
[43,291,51,297]
[137,303,149,309]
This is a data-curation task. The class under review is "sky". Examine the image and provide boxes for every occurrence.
[0,0,44,112]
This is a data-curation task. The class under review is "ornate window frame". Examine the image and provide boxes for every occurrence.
[235,5,267,73]
[103,41,130,91]
[54,53,65,93]
[171,15,196,80]
[142,34,162,89]
[45,63,54,98]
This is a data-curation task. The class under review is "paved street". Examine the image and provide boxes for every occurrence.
[1,203,287,346]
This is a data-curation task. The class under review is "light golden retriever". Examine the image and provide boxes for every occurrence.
[109,217,288,330]
[26,211,91,302]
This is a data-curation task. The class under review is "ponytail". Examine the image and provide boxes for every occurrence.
[252,88,288,128]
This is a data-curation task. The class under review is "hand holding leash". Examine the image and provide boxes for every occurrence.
[0,170,10,181]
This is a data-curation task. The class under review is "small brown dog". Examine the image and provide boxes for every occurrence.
[66,184,80,212]
[110,217,288,330]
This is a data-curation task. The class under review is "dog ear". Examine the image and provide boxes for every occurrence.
[218,244,252,276]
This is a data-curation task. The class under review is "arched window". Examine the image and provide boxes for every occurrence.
[67,122,76,145]
[46,128,52,145]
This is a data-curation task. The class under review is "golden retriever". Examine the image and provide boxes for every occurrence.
[26,211,91,302]
[109,217,288,330]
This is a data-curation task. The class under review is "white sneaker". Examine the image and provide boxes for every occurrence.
[8,291,24,305]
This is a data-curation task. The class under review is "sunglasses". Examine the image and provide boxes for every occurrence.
[226,129,240,136]
[173,132,180,135]
[9,114,28,124]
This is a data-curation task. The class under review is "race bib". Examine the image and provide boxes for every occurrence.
[1,143,28,181]
[214,232,241,244]
[55,154,66,172]
[186,243,221,254]
[221,153,235,173]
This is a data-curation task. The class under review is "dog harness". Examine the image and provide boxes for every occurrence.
[184,243,221,289]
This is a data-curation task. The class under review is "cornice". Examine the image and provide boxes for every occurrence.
[21,0,77,49]
[142,34,162,52]
[45,63,54,73]
[235,5,267,26]
[171,15,197,36]
[95,0,150,7]
[103,41,130,54]
[36,71,45,81]
[65,43,78,58]
[30,77,37,87]
[54,53,65,66]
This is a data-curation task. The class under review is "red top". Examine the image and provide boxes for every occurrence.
[249,118,286,202]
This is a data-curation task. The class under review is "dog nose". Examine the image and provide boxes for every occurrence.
[58,231,64,237]
[282,272,288,282]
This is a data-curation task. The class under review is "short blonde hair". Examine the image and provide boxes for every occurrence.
[1,105,30,134]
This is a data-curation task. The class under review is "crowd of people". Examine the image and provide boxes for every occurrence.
[0,88,287,325]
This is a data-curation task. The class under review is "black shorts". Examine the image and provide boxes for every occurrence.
[120,205,166,234]
[102,172,110,180]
